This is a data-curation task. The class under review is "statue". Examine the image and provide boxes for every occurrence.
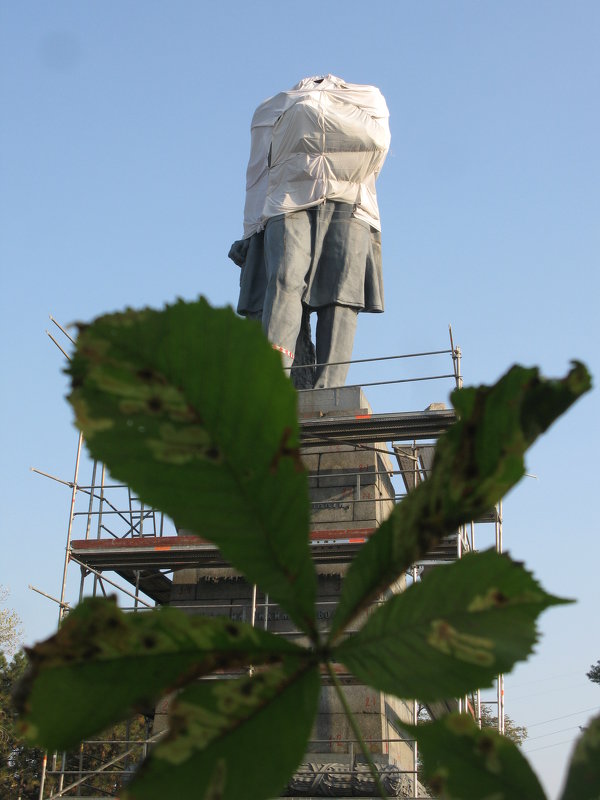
[229,75,390,389]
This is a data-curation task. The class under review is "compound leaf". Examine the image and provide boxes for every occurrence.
[68,300,317,638]
[412,713,546,800]
[15,597,304,751]
[336,550,568,701]
[560,714,600,800]
[123,659,321,800]
[330,363,590,640]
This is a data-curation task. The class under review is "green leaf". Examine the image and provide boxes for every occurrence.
[123,659,321,800]
[336,550,568,701]
[411,713,547,800]
[15,597,304,751]
[67,300,318,638]
[330,362,591,640]
[560,714,600,800]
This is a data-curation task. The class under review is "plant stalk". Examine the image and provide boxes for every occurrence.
[326,661,388,800]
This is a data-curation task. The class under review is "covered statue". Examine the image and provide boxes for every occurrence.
[229,75,390,388]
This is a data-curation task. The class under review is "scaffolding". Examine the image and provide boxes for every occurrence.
[31,324,505,799]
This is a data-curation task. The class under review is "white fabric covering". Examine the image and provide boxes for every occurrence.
[243,75,390,238]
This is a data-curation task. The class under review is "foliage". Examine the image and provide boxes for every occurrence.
[0,593,35,798]
[586,660,600,686]
[1,649,151,799]
[559,715,600,800]
[0,587,23,659]
[479,705,527,746]
[12,299,596,800]
[411,713,546,800]
[45,716,152,798]
[417,703,527,748]
[415,712,600,800]
[1,650,45,799]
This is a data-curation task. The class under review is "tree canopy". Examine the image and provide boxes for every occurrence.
[587,661,600,686]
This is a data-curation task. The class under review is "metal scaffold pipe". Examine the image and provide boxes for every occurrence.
[58,432,83,623]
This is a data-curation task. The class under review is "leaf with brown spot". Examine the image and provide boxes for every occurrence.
[409,714,546,799]
[560,714,600,800]
[330,362,591,639]
[67,299,317,638]
[15,597,305,751]
[336,550,568,701]
[269,427,304,474]
[122,659,320,800]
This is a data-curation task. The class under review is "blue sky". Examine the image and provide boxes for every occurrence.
[1,2,599,796]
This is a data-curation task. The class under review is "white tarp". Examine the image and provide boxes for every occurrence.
[243,75,390,238]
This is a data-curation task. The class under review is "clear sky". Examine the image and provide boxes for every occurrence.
[1,2,599,797]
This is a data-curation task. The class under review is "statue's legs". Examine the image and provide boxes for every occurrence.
[261,212,311,370]
[262,204,364,388]
[290,307,316,389]
[314,305,358,388]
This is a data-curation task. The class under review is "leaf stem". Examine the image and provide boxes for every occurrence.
[326,661,388,800]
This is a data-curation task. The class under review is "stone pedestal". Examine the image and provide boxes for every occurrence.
[300,388,396,533]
